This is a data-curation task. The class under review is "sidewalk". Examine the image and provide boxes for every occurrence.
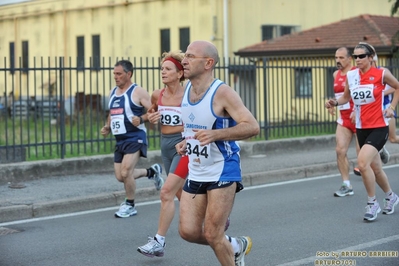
[1,135,399,223]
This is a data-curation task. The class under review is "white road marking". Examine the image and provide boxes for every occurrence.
[1,164,398,228]
[0,200,161,227]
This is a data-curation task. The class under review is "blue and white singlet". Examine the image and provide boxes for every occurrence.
[181,79,242,182]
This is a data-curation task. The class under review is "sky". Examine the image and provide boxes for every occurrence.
[0,0,32,6]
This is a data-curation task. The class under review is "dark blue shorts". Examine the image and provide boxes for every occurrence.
[114,141,147,163]
[183,179,244,195]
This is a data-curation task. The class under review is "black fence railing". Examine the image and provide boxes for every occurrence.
[1,56,398,162]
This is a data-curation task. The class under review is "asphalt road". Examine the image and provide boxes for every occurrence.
[1,166,399,266]
[3,135,399,224]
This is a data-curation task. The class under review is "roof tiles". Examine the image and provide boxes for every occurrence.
[235,14,399,57]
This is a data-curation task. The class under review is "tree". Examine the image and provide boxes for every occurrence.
[390,0,399,15]
[389,0,399,56]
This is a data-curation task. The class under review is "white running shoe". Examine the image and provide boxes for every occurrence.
[234,236,252,266]
[363,202,381,221]
[334,184,354,197]
[137,236,165,257]
[383,193,399,214]
[150,163,164,190]
[114,201,137,218]
[379,146,390,164]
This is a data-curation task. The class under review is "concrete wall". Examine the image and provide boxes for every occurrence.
[0,135,338,185]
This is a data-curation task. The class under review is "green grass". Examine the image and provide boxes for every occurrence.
[0,113,161,161]
[253,121,336,141]
[1,113,336,161]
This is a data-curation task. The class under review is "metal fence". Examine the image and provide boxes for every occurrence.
[1,56,398,162]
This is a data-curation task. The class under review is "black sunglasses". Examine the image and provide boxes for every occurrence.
[352,54,369,59]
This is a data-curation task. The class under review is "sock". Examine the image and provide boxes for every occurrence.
[147,168,155,178]
[226,235,240,254]
[367,196,376,203]
[385,190,393,198]
[155,234,165,246]
[126,199,135,206]
[343,180,351,187]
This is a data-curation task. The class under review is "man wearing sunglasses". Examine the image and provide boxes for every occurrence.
[329,47,359,197]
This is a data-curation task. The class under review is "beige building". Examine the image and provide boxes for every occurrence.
[0,0,393,59]
[235,14,399,123]
[0,0,394,99]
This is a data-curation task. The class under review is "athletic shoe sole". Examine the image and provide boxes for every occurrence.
[334,191,354,197]
[155,176,164,191]
[137,249,164,258]
[243,237,253,255]
[353,168,361,176]
[114,211,137,218]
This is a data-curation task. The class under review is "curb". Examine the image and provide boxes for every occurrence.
[1,155,399,224]
[0,157,353,224]
[2,135,398,224]
[0,135,338,185]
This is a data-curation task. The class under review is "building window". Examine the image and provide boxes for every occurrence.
[261,25,299,41]
[280,26,292,36]
[9,42,15,74]
[261,26,274,41]
[179,27,190,52]
[77,36,85,70]
[92,35,100,70]
[22,40,29,73]
[160,29,170,55]
[325,67,336,98]
[295,67,312,97]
